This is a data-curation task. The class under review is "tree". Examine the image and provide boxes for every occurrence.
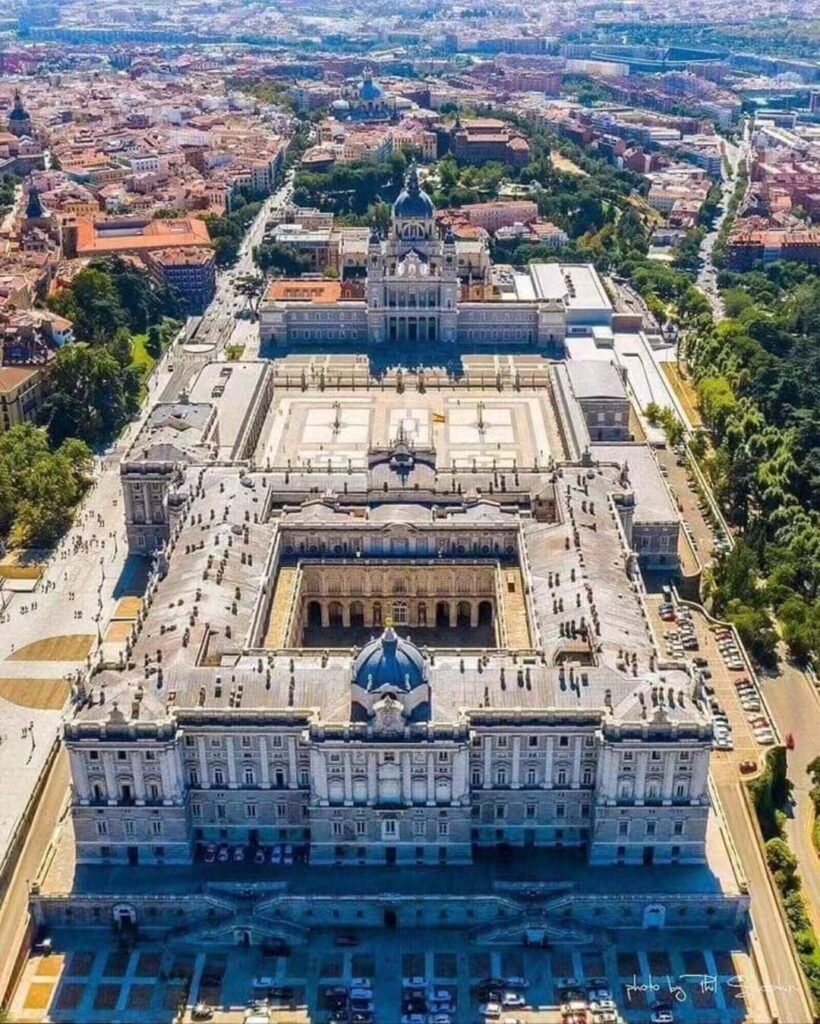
[38,344,141,446]
[145,324,163,360]
[0,425,91,546]
[765,837,800,894]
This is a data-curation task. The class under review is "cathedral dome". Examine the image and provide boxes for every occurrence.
[393,162,435,220]
[353,625,427,692]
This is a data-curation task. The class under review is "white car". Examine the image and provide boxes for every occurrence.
[479,1003,502,1019]
[350,978,372,990]
[501,993,526,1008]
[402,977,428,989]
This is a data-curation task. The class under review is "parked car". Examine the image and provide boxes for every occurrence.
[233,845,245,863]
[216,844,229,863]
[479,1004,502,1019]
[501,993,527,1008]
[254,847,267,865]
[204,843,216,863]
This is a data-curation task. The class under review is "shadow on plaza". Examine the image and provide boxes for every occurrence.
[111,555,152,600]
[257,340,559,378]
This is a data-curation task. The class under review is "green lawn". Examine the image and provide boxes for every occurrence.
[130,333,156,377]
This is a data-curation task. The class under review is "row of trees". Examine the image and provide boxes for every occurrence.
[685,264,820,665]
[204,197,263,266]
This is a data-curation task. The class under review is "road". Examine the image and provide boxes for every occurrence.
[757,654,820,937]
[696,121,752,322]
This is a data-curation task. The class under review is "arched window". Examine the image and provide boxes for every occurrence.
[392,601,408,625]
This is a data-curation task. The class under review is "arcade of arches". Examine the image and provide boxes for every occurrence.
[279,562,509,647]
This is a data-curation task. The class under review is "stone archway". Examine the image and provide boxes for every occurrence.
[435,602,449,628]
[350,601,365,628]
[328,601,343,627]
[456,601,471,628]
[307,601,322,628]
[478,600,493,626]
[113,903,137,928]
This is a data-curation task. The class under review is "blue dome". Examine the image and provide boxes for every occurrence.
[393,162,435,220]
[360,80,384,102]
[353,626,427,692]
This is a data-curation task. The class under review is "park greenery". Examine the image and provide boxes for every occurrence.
[40,259,183,449]
[684,263,820,665]
[0,424,92,547]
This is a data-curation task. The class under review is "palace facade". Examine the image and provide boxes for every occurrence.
[258,164,610,350]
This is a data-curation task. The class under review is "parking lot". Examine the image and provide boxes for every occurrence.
[646,597,774,774]
[9,924,768,1024]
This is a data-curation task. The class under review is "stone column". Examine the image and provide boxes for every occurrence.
[571,738,582,789]
[482,737,492,789]
[452,747,468,803]
[691,749,709,803]
[635,752,648,805]
[470,603,479,627]
[131,753,146,803]
[311,749,328,803]
[259,737,270,788]
[343,754,353,805]
[226,737,237,788]
[288,736,298,789]
[69,749,90,801]
[511,736,521,789]
[197,737,210,789]
[103,752,117,804]
[426,752,435,805]
[159,754,174,804]
[544,737,554,789]
[662,753,676,804]
[402,753,412,805]
[367,753,378,805]
[449,604,457,627]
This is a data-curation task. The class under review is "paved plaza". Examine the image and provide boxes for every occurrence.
[256,389,564,473]
[9,924,768,1024]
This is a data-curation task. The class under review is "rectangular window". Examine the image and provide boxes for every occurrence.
[581,803,590,819]
[216,803,226,820]
[528,736,539,747]
[559,736,569,747]
[556,803,565,819]
[213,769,224,787]
[243,768,255,786]
[188,769,200,786]
[526,768,537,786]
[96,820,108,836]
[145,751,156,761]
[151,820,163,836]
[184,736,194,747]
[525,804,536,819]
[673,820,684,836]
[191,803,202,819]
[495,804,506,820]
[413,820,426,836]
[646,821,656,837]
[382,819,398,839]
[332,821,344,837]
[355,820,366,836]
[618,821,629,837]
[437,751,449,762]
[497,736,508,748]
[272,736,283,747]
[241,736,251,747]
[89,750,99,760]
[438,821,449,837]
[246,804,257,819]
[276,804,286,819]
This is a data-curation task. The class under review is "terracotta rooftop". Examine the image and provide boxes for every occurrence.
[75,217,211,256]
[266,280,342,303]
